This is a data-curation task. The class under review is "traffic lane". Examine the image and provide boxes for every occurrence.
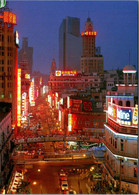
[27,162,61,194]
[25,160,96,194]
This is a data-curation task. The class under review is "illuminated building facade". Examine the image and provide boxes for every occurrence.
[0,103,14,193]
[81,17,103,75]
[59,16,82,70]
[103,65,138,193]
[58,95,105,136]
[0,8,18,126]
[49,70,101,95]
[18,37,33,74]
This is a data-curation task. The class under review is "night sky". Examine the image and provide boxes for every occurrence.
[9,1,138,74]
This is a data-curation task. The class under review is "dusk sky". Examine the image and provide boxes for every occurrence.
[9,1,138,75]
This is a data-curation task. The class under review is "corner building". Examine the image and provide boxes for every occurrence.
[81,18,103,75]
[0,9,18,126]
[103,65,138,193]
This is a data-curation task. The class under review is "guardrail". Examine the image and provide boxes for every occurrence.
[14,136,102,145]
[13,151,94,164]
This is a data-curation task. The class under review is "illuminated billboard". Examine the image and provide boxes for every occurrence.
[55,70,77,76]
[108,102,138,127]
[17,69,21,127]
[29,78,35,106]
[0,0,6,8]
[25,74,30,79]
[82,101,93,112]
[70,99,82,113]
[68,114,72,131]
[21,92,27,120]
[2,11,16,25]
[81,31,97,36]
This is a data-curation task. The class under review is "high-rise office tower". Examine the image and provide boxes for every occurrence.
[18,37,33,74]
[81,17,104,75]
[0,8,19,126]
[59,16,82,70]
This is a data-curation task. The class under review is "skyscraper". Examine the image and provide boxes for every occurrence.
[81,17,104,75]
[0,8,18,125]
[18,37,33,74]
[59,16,82,70]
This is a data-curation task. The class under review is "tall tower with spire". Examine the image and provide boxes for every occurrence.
[81,17,104,75]
[50,58,56,75]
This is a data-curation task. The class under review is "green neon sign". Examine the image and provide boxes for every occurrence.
[0,0,6,8]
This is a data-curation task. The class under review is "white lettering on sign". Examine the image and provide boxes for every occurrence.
[117,109,130,120]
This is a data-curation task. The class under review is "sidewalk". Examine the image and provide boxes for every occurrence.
[68,173,96,194]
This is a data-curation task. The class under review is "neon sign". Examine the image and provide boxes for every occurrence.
[17,69,21,127]
[55,70,77,76]
[21,92,27,120]
[29,78,35,106]
[25,74,30,79]
[15,31,19,46]
[68,114,72,131]
[108,102,138,127]
[81,31,97,36]
[0,0,6,8]
[2,11,16,25]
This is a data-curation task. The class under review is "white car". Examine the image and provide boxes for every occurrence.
[61,181,69,191]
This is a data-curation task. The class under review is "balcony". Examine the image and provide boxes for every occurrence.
[102,138,138,159]
[103,161,138,184]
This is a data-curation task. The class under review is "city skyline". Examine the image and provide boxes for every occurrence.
[9,1,137,74]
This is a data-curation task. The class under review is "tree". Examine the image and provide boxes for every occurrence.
[16,181,31,194]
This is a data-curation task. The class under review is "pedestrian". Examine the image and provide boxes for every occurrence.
[90,184,93,192]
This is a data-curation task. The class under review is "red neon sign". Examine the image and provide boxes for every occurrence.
[3,11,16,25]
[81,31,97,36]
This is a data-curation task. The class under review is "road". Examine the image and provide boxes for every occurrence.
[22,159,97,194]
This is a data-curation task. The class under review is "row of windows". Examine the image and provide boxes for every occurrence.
[0,46,13,50]
[113,100,131,107]
[0,52,13,57]
[0,82,12,88]
[0,67,12,72]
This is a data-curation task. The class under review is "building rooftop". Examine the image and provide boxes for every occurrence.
[123,65,136,72]
[0,103,11,122]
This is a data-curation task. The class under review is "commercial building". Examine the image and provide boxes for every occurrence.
[103,65,138,194]
[18,37,33,74]
[59,16,82,70]
[59,95,105,136]
[0,103,14,193]
[49,70,101,95]
[0,8,19,126]
[81,17,103,75]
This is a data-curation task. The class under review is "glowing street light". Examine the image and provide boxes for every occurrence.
[33,181,37,185]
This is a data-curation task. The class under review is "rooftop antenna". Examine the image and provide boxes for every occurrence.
[88,11,90,18]
[129,50,130,65]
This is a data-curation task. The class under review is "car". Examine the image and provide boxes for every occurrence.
[60,176,67,181]
[69,190,76,194]
[61,181,69,191]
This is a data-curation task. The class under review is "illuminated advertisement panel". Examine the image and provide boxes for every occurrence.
[25,74,30,79]
[108,102,138,127]
[0,0,6,8]
[68,114,72,131]
[55,70,77,76]
[108,103,117,121]
[3,11,16,25]
[29,78,35,106]
[81,31,97,36]
[117,107,132,126]
[67,96,70,108]
[17,69,21,127]
[70,99,82,113]
[21,92,27,120]
[132,105,138,126]
[82,101,93,112]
